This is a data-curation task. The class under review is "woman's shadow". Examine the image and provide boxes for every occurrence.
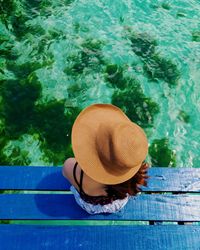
[34,167,90,219]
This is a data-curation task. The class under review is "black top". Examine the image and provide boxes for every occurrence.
[73,162,121,205]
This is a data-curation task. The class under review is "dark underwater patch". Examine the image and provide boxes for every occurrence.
[0,0,29,39]
[0,135,11,166]
[66,38,105,75]
[130,33,157,58]
[149,138,176,167]
[0,0,74,40]
[33,103,81,164]
[1,79,41,138]
[128,31,180,86]
[143,54,180,85]
[104,62,160,128]
[105,64,126,89]
[161,3,171,10]
[111,78,159,128]
[177,110,190,123]
[176,12,187,18]
[192,31,200,42]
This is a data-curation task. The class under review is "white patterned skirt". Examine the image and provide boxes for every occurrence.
[70,185,130,215]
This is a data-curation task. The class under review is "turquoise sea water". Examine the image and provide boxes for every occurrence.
[0,0,200,169]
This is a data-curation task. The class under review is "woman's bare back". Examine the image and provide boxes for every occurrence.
[62,157,107,196]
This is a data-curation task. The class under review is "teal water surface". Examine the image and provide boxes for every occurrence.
[0,0,200,168]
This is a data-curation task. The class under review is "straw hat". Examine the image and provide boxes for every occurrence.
[71,103,148,185]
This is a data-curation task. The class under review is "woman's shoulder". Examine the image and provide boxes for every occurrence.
[62,157,80,186]
[64,157,76,167]
[63,157,75,175]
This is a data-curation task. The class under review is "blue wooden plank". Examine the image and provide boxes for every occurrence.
[0,225,200,250]
[0,166,70,190]
[0,194,200,221]
[143,167,200,192]
[0,166,200,192]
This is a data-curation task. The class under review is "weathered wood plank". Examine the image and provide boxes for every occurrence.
[0,225,200,250]
[0,166,200,192]
[0,194,199,221]
[0,166,69,191]
[144,167,200,192]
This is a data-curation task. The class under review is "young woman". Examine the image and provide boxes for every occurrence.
[62,103,149,214]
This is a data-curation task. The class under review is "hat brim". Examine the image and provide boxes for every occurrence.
[72,104,143,184]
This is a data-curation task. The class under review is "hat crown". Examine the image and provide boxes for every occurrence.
[95,122,148,173]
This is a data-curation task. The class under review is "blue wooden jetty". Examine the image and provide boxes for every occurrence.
[0,166,200,249]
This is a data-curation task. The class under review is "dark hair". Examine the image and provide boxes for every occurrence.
[106,162,150,199]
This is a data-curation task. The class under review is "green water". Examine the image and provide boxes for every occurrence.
[0,0,200,168]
